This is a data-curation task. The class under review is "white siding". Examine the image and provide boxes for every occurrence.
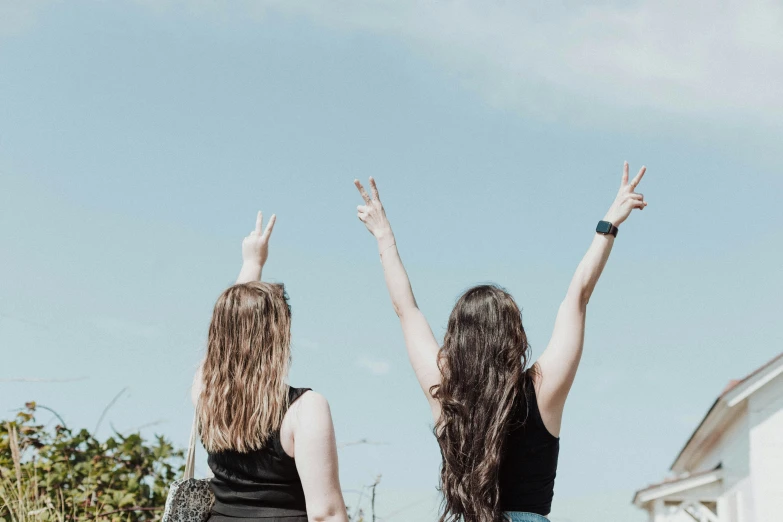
[637,357,783,522]
[720,476,753,522]
[692,405,749,485]
[748,373,783,522]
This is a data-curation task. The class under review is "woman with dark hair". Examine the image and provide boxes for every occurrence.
[192,212,349,522]
[353,163,648,522]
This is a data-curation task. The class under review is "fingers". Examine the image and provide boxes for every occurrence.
[247,211,275,239]
[369,177,380,201]
[628,192,646,208]
[629,166,647,190]
[354,179,372,204]
[622,161,629,186]
[357,203,369,223]
[262,214,277,238]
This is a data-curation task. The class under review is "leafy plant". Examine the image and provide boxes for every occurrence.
[0,402,184,522]
[1,402,381,522]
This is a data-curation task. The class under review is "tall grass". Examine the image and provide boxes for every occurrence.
[0,422,65,522]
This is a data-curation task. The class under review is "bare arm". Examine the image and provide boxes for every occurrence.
[354,178,442,420]
[290,392,349,522]
[536,162,648,436]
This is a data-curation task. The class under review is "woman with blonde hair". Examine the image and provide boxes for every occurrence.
[353,163,648,522]
[192,212,348,522]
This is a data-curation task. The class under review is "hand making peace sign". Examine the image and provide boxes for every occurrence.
[242,211,277,268]
[604,162,648,227]
[354,177,393,240]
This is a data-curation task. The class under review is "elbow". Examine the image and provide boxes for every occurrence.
[394,303,419,320]
[392,299,419,319]
[579,288,592,308]
[563,288,590,312]
[308,505,345,522]
[568,275,594,309]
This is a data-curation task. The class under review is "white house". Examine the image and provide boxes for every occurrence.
[633,352,783,522]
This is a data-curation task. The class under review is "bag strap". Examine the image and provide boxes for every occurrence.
[184,403,199,480]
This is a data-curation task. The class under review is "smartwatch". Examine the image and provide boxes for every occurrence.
[596,220,618,237]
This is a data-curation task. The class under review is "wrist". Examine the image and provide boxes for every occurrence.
[376,237,396,256]
[602,214,622,227]
[241,259,263,270]
[375,228,395,245]
[238,260,263,282]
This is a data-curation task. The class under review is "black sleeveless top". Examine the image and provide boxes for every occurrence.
[498,371,560,515]
[206,386,311,521]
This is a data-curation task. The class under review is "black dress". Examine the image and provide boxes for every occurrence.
[206,386,311,522]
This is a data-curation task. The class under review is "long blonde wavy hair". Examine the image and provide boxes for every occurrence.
[198,281,292,453]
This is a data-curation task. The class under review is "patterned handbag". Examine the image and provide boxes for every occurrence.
[161,406,214,522]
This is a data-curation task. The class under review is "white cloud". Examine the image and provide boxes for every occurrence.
[236,0,783,130]
[356,356,391,376]
[7,0,783,130]
[0,0,54,38]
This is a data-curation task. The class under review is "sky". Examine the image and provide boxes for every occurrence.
[1,1,782,521]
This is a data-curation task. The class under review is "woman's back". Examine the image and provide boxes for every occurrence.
[499,373,560,516]
[352,167,649,521]
[207,386,311,521]
[196,215,348,522]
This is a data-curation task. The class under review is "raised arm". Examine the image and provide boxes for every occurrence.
[354,178,442,419]
[236,210,277,284]
[535,162,648,436]
[192,211,277,404]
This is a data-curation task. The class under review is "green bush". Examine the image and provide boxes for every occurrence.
[0,403,184,522]
[1,402,378,522]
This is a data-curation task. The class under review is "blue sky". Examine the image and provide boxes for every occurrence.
[1,2,782,521]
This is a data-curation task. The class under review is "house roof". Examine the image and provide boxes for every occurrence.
[633,465,722,506]
[670,351,783,473]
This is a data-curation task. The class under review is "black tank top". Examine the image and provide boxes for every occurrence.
[498,371,560,515]
[206,386,311,521]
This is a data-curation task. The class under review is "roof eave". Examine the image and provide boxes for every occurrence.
[669,397,723,472]
[670,353,783,472]
[633,468,723,506]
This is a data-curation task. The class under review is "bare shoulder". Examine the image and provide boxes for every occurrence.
[285,391,335,454]
[527,361,563,437]
[292,390,332,422]
[281,391,333,458]
[528,361,543,392]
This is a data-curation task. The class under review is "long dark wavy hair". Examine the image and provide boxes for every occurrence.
[430,284,533,522]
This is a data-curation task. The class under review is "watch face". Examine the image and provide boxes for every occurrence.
[596,221,612,234]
